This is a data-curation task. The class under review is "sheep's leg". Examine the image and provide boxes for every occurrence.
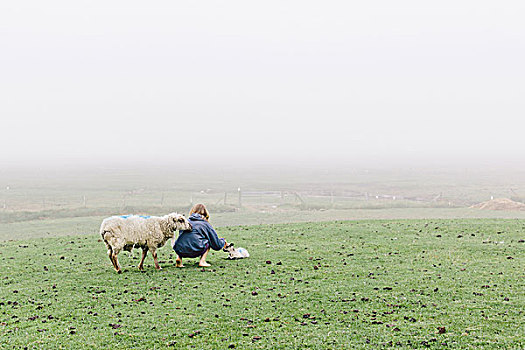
[108,249,119,271]
[151,249,161,270]
[112,253,122,274]
[138,247,148,271]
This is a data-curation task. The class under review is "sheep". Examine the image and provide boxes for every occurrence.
[100,213,191,273]
[223,243,250,259]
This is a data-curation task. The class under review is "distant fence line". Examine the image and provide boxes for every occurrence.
[1,186,454,214]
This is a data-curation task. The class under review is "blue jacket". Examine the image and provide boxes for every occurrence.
[174,213,225,257]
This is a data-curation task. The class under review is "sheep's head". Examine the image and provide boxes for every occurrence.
[223,242,234,253]
[167,213,192,231]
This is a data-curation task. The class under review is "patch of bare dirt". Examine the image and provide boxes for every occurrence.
[470,198,525,211]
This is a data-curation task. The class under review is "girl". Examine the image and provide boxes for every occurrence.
[173,203,227,267]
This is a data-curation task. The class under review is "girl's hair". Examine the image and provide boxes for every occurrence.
[189,203,210,220]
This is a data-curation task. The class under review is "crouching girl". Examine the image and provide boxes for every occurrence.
[173,204,227,267]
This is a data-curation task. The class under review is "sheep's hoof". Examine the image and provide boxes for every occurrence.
[117,270,122,274]
[155,266,162,270]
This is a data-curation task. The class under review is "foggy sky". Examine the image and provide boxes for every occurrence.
[1,1,524,167]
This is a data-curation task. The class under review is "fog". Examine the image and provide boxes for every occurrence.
[1,1,524,169]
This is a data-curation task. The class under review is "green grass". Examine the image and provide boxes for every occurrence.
[1,219,524,349]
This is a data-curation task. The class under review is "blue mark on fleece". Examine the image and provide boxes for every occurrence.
[119,215,151,219]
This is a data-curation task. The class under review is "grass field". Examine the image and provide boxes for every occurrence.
[1,219,523,349]
[3,208,525,242]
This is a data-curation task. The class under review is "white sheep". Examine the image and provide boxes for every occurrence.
[100,213,191,273]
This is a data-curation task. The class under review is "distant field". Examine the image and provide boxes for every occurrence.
[2,208,525,241]
[2,166,525,225]
[1,219,523,349]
